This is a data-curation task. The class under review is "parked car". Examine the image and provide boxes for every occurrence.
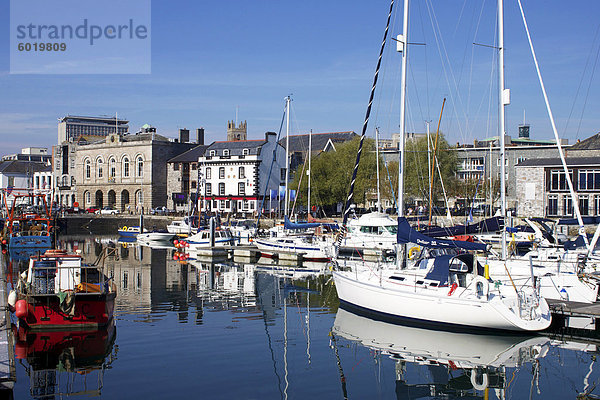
[151,206,168,215]
[86,207,99,214]
[96,207,118,215]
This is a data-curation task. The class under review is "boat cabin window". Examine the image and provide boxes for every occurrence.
[384,225,397,234]
[360,226,378,234]
[449,257,469,273]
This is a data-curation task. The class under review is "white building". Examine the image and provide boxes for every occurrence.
[197,132,285,215]
[0,160,50,209]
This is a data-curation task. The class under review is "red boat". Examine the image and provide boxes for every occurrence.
[10,249,116,330]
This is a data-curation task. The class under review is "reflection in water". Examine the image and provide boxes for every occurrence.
[14,322,116,398]
[6,235,600,399]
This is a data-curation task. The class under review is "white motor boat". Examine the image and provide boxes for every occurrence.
[254,235,332,262]
[167,216,200,235]
[341,212,398,252]
[182,229,235,250]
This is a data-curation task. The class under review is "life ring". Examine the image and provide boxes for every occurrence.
[122,226,128,231]
[470,370,489,390]
[448,282,458,296]
[408,246,421,260]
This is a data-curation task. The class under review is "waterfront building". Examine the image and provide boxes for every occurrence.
[2,147,51,163]
[58,115,129,144]
[0,159,49,208]
[516,132,600,219]
[197,131,285,215]
[74,129,195,213]
[166,128,208,212]
[279,131,357,171]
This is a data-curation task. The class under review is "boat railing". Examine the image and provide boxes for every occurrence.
[12,230,50,237]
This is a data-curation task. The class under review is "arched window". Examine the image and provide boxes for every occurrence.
[97,157,103,178]
[85,159,91,179]
[137,156,144,177]
[123,157,130,177]
[109,157,116,178]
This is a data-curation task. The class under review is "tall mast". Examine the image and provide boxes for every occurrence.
[375,127,381,212]
[498,0,508,260]
[284,96,291,218]
[308,129,312,218]
[397,0,409,218]
[396,0,409,269]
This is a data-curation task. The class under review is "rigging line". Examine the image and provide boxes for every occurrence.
[257,101,287,227]
[339,0,395,243]
[564,22,600,137]
[415,0,431,119]
[574,34,600,139]
[466,1,488,139]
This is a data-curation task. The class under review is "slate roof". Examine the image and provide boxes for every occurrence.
[569,133,600,150]
[205,139,267,156]
[0,160,49,174]
[279,131,357,153]
[517,156,600,167]
[168,144,209,163]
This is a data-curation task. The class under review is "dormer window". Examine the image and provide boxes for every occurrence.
[223,149,230,156]
[209,150,216,156]
[242,148,249,156]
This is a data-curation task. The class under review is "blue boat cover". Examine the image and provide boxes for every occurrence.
[419,217,503,238]
[284,216,321,230]
[397,217,488,251]
[558,216,600,225]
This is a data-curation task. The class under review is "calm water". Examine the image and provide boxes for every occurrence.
[5,235,600,399]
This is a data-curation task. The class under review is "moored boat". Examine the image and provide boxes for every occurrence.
[9,249,116,330]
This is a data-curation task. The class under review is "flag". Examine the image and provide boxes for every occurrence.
[467,209,473,224]
[278,185,286,198]
[270,189,277,200]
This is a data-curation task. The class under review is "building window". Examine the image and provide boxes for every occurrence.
[550,170,573,191]
[219,183,225,196]
[563,195,573,216]
[595,195,600,216]
[109,157,116,178]
[213,200,217,208]
[239,166,245,179]
[173,163,179,171]
[219,200,225,209]
[205,183,212,196]
[242,148,249,156]
[579,196,589,216]
[191,181,197,189]
[243,200,249,210]
[281,168,286,180]
[209,150,216,156]
[85,191,91,205]
[137,157,144,177]
[579,170,600,191]
[225,200,230,208]
[250,201,255,209]
[98,167,103,178]
[219,167,225,179]
[123,157,130,177]
[85,159,91,179]
[547,195,558,216]
[97,158,103,178]
[191,163,197,170]
[238,182,245,196]
[223,149,229,156]
[206,167,211,179]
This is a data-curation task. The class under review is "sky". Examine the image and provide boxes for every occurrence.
[1,0,600,156]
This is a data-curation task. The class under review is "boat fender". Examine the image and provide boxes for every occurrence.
[14,299,29,319]
[7,290,17,309]
[448,282,458,296]
[470,370,489,391]
[408,246,421,260]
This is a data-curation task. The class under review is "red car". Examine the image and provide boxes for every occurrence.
[85,207,99,214]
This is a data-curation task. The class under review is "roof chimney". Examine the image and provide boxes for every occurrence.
[179,128,190,143]
[196,128,205,145]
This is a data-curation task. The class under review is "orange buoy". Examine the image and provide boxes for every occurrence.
[15,299,29,319]
[173,239,179,246]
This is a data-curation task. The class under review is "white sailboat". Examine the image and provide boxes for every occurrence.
[332,0,551,332]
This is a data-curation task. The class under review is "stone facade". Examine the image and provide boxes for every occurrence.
[75,133,194,213]
[227,121,247,141]
[515,165,545,217]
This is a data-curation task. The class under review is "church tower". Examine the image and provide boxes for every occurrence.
[227,120,247,141]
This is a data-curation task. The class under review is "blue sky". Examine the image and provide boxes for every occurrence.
[1,0,599,155]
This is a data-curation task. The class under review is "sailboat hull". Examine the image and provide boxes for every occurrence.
[332,269,551,332]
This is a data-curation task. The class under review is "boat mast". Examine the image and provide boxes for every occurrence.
[284,96,291,218]
[375,127,381,213]
[396,0,409,269]
[498,0,508,260]
[308,129,312,218]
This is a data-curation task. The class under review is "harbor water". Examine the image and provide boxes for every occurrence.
[5,235,600,399]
